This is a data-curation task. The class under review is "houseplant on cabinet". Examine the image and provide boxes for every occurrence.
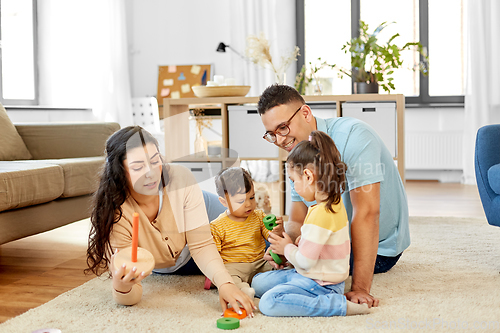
[337,20,428,94]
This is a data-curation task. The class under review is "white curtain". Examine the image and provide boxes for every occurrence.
[463,0,500,184]
[228,0,297,97]
[38,0,133,128]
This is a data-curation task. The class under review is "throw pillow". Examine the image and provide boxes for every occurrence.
[0,103,33,160]
[488,163,500,195]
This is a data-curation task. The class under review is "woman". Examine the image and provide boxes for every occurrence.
[86,126,254,316]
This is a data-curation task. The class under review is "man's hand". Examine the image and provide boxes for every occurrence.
[345,289,379,308]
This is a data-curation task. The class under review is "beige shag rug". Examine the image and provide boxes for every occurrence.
[2,216,500,333]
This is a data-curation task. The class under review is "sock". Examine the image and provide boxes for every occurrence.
[346,300,370,316]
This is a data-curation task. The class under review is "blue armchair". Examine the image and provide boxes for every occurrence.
[475,124,500,227]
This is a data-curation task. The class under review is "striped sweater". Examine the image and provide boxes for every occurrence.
[210,209,270,263]
[284,200,350,284]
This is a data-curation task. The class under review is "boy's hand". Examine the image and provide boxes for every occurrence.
[263,247,288,269]
[269,231,293,256]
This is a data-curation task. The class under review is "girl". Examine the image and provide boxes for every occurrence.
[85,126,254,316]
[251,131,369,317]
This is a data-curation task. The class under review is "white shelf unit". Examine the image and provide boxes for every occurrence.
[162,94,405,215]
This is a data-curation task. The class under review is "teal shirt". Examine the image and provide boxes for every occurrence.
[290,117,410,256]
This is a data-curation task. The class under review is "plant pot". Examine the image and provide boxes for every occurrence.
[353,82,379,94]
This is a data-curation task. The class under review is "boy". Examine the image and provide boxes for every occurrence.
[209,167,281,299]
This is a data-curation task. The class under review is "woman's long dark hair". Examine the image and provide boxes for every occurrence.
[287,131,347,213]
[85,126,169,276]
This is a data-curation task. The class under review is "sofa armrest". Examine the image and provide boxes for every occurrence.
[15,122,120,159]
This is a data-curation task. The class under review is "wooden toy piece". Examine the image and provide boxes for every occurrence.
[112,212,155,276]
[216,317,240,330]
[131,212,139,262]
[113,246,155,276]
[223,307,247,319]
[262,214,284,265]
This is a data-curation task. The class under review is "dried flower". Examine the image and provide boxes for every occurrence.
[245,32,300,81]
[191,108,212,136]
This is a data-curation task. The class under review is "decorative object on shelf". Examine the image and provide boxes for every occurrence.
[334,20,429,94]
[192,85,251,98]
[295,58,336,95]
[245,32,300,85]
[191,108,212,157]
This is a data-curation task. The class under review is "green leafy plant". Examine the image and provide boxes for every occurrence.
[294,58,336,95]
[336,20,429,92]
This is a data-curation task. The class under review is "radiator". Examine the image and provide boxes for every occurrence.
[405,132,463,170]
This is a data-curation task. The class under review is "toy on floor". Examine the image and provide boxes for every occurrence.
[217,317,240,330]
[113,212,155,276]
[224,307,247,319]
[262,214,284,265]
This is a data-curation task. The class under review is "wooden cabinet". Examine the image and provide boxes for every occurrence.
[162,94,405,215]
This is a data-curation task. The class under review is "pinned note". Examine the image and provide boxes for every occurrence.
[168,65,177,73]
[163,79,174,86]
[160,88,170,97]
[171,91,180,99]
[181,84,191,94]
[191,65,201,75]
[178,72,186,81]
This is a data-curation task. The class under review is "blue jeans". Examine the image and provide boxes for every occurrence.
[252,269,347,317]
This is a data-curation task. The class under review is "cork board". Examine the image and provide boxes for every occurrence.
[157,64,211,103]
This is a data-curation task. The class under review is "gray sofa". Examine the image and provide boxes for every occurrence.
[0,104,120,245]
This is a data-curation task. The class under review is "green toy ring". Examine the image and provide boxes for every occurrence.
[270,250,283,265]
[217,317,240,330]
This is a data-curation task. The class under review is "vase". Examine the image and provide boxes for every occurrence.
[194,131,208,157]
[353,82,379,94]
[275,72,286,85]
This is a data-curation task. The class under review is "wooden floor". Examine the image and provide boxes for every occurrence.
[0,181,486,323]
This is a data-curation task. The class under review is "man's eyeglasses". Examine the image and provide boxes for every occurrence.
[263,106,303,143]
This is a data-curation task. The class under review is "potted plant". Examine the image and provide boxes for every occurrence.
[337,20,429,94]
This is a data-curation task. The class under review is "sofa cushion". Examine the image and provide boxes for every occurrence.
[0,161,64,212]
[20,157,105,198]
[488,163,500,195]
[0,103,33,160]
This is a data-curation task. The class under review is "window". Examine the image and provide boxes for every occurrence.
[0,0,37,105]
[298,0,466,105]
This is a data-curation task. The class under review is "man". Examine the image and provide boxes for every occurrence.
[258,84,410,308]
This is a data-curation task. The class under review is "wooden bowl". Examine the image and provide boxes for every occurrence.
[192,85,251,98]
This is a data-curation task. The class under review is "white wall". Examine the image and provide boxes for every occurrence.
[125,0,232,98]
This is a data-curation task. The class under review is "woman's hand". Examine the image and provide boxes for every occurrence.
[111,249,149,293]
[218,283,256,318]
[269,231,293,256]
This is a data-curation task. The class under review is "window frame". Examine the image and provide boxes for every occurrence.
[0,0,39,106]
[296,0,465,106]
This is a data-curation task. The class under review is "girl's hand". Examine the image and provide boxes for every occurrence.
[110,249,149,293]
[263,247,288,269]
[269,231,293,256]
[218,283,256,318]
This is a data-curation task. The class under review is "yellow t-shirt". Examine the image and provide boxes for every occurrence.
[210,209,270,263]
